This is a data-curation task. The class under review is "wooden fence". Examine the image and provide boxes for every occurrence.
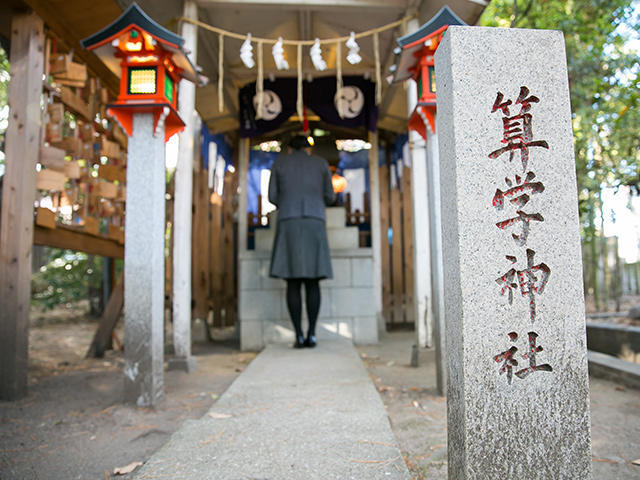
[379,164,414,326]
[190,169,238,329]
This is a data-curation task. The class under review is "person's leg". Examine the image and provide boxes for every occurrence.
[304,278,321,347]
[286,279,305,347]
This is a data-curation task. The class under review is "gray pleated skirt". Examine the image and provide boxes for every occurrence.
[269,217,333,279]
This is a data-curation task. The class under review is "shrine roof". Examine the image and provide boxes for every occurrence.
[390,6,467,84]
[80,2,199,84]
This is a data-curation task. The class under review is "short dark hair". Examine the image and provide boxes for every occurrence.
[289,135,310,150]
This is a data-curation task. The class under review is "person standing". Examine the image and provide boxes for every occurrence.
[268,135,335,348]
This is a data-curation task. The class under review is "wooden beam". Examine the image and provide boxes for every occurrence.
[196,0,407,9]
[0,12,44,401]
[33,224,124,259]
[86,272,124,358]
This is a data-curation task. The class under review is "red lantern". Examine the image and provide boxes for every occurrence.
[81,4,201,142]
[389,6,466,139]
[332,173,348,193]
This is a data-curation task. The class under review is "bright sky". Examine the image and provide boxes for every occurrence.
[600,1,640,264]
[602,187,640,263]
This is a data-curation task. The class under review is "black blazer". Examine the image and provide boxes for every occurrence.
[268,149,335,221]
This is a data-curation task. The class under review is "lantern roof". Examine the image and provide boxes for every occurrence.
[81,2,200,84]
[389,5,466,84]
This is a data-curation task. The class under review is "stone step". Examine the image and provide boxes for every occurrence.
[266,206,346,229]
[255,224,359,251]
[326,206,346,228]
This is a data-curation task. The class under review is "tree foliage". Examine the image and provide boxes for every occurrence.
[31,249,104,312]
[481,0,639,308]
[480,0,640,209]
[0,46,9,174]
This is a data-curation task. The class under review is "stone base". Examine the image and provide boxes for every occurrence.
[191,318,208,343]
[168,356,197,373]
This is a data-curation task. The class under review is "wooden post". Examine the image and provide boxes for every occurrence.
[87,273,124,358]
[402,166,414,325]
[210,195,223,327]
[238,138,249,255]
[224,169,238,325]
[191,170,210,322]
[368,132,383,328]
[379,165,391,324]
[391,187,403,323]
[0,12,44,401]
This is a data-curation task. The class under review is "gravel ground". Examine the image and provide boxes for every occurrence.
[0,314,255,480]
[357,331,640,480]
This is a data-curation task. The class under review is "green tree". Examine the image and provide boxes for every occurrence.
[0,46,9,176]
[481,0,639,309]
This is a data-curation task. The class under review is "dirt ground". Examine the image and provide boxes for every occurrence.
[0,306,256,480]
[2,303,639,479]
[357,331,640,480]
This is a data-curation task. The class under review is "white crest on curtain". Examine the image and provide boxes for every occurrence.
[334,86,364,119]
[253,90,282,121]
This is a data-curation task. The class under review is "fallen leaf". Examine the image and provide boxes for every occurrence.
[592,457,618,464]
[632,459,640,466]
[410,387,420,391]
[412,400,421,409]
[113,461,143,475]
[210,393,219,400]
[360,353,368,358]
[208,412,232,419]
[614,386,626,392]
[386,361,395,367]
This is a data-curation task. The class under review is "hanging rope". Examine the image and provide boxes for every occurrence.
[256,40,264,119]
[336,40,343,119]
[175,14,415,46]
[374,31,381,105]
[218,33,224,112]
[171,13,417,120]
[296,43,303,122]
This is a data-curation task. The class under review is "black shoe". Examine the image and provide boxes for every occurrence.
[294,335,305,349]
[304,335,317,348]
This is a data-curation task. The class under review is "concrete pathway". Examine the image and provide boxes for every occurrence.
[134,339,411,479]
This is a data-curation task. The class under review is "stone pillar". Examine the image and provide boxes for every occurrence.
[0,12,44,401]
[124,113,166,407]
[435,26,591,478]
[170,0,198,373]
[407,79,433,349]
[425,124,446,396]
[368,131,383,327]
